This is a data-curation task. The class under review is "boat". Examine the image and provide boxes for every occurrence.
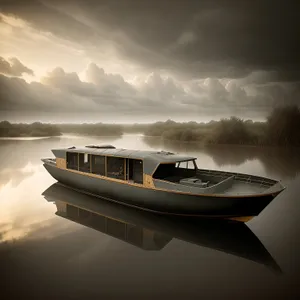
[42,182,282,273]
[42,144,285,222]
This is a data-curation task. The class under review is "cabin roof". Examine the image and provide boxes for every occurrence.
[63,146,196,163]
[52,145,197,175]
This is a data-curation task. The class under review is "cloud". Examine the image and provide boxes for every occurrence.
[169,31,198,51]
[41,67,93,97]
[0,1,299,123]
[85,63,136,98]
[1,59,299,123]
[0,74,74,112]
[137,72,185,104]
[1,0,299,81]
[176,32,197,46]
[0,56,34,77]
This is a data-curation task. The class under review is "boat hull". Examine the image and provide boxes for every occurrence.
[43,162,278,220]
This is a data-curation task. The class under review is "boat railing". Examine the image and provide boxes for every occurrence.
[234,175,273,187]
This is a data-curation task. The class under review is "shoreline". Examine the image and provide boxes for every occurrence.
[1,133,299,149]
[142,135,300,149]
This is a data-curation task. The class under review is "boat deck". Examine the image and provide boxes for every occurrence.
[220,181,267,195]
[162,168,278,196]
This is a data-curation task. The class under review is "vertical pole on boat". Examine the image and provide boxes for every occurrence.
[124,158,126,181]
[127,158,130,182]
[105,156,107,176]
[77,153,79,171]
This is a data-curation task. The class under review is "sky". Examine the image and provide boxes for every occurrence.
[0,0,299,123]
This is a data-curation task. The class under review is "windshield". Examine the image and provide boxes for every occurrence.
[175,160,197,169]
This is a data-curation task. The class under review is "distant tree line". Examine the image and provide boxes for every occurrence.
[0,121,61,137]
[0,122,125,137]
[58,123,123,137]
[1,106,299,146]
[144,106,300,147]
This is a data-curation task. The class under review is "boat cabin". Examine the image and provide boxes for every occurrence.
[52,145,277,195]
[66,150,145,183]
[52,145,199,188]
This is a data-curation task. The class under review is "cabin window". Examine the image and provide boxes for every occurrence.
[66,152,78,170]
[128,159,143,184]
[107,157,125,180]
[153,163,176,180]
[91,155,105,176]
[153,160,197,181]
[79,153,90,172]
[176,160,196,169]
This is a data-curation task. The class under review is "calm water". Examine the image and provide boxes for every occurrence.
[1,135,300,299]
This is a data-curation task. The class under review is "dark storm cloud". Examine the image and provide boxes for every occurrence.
[0,0,95,43]
[0,56,34,77]
[0,62,297,121]
[1,0,299,80]
[1,0,299,121]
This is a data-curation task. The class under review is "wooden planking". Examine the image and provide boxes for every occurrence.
[143,174,155,188]
[56,158,66,169]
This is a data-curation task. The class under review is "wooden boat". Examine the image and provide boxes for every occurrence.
[42,182,282,273]
[42,144,285,222]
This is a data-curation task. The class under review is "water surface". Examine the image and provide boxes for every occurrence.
[1,135,300,299]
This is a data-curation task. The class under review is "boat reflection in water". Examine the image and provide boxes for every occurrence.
[42,183,282,273]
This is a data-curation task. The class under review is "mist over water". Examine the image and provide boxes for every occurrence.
[1,134,300,299]
[0,111,268,124]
